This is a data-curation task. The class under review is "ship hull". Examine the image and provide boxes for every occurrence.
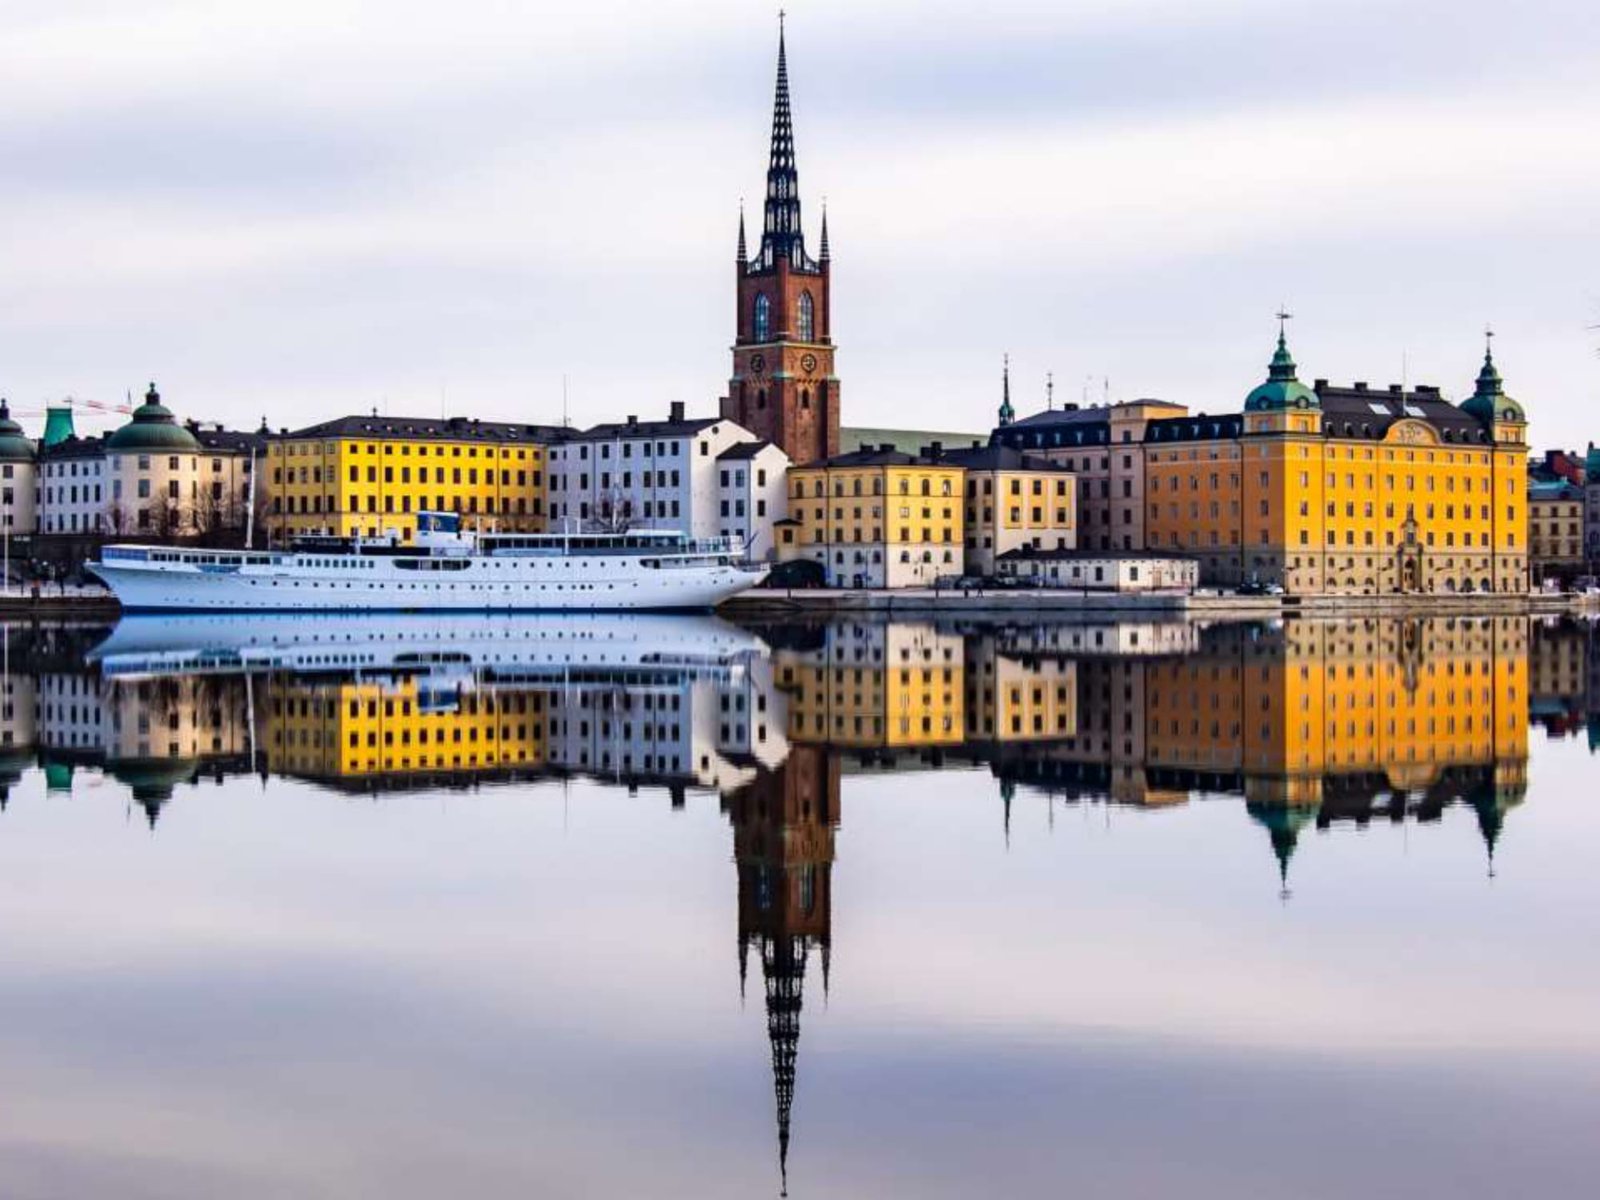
[88,558,764,613]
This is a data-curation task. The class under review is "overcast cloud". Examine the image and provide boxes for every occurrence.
[1,0,1597,445]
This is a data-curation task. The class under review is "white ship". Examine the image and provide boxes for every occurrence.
[87,611,767,682]
[88,512,767,613]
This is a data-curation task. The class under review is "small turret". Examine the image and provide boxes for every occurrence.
[997,354,1015,427]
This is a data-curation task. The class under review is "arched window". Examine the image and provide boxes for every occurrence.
[798,291,815,341]
[753,293,771,342]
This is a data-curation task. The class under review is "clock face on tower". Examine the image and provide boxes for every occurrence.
[800,353,818,374]
[750,353,766,376]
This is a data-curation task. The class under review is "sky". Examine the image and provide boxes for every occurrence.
[1,0,1597,447]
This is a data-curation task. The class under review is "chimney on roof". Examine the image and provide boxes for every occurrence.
[1353,381,1368,392]
[880,442,895,453]
[627,414,638,427]
[669,401,685,423]
[929,441,943,458]
[1388,384,1402,394]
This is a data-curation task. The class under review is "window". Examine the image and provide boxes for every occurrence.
[797,291,815,341]
[753,293,771,342]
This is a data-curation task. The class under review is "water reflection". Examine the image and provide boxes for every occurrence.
[0,612,1587,1195]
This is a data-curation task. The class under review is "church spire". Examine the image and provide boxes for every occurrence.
[760,12,812,269]
[818,200,830,262]
[737,201,748,265]
[997,354,1015,427]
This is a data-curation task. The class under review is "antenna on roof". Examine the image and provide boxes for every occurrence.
[562,374,569,428]
[1046,371,1054,411]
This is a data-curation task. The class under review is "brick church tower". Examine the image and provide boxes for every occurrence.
[721,20,840,466]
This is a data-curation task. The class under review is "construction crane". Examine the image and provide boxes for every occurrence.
[5,394,135,419]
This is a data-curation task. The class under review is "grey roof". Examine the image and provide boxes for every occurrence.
[940,443,1075,472]
[190,425,269,454]
[1144,414,1246,443]
[573,417,720,440]
[717,440,779,462]
[1313,382,1491,443]
[282,414,570,445]
[38,435,107,462]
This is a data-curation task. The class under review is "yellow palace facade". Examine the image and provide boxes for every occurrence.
[265,415,566,545]
[995,329,1530,595]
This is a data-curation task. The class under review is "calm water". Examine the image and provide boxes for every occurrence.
[0,613,1596,1199]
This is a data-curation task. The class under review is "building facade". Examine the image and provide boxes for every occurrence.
[993,329,1530,595]
[778,446,963,587]
[1529,480,1584,584]
[267,414,559,545]
[0,401,38,539]
[716,440,791,560]
[943,436,1076,576]
[546,403,763,539]
[720,24,840,466]
[996,548,1198,591]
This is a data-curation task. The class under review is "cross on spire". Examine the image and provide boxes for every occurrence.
[756,10,816,271]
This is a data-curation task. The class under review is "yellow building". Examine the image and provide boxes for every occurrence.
[775,622,965,752]
[962,634,1078,743]
[942,443,1075,576]
[265,415,565,545]
[778,445,963,587]
[995,329,1530,595]
[265,677,545,783]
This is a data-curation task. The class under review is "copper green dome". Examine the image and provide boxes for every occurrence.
[1244,327,1319,412]
[106,383,202,453]
[1461,342,1524,425]
[0,399,35,463]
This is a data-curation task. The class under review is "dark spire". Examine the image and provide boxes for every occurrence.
[737,201,748,264]
[759,13,814,271]
[763,933,808,1198]
[997,354,1016,427]
[818,200,830,262]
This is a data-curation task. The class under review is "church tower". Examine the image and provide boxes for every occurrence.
[726,746,840,1196]
[722,19,840,465]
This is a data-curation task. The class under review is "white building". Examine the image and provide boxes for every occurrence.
[36,387,261,539]
[546,402,762,539]
[37,438,108,535]
[715,440,789,560]
[996,549,1199,592]
[0,401,38,538]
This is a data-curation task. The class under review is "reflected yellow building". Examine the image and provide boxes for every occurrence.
[265,677,545,784]
[775,622,965,752]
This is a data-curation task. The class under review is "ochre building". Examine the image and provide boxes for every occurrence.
[266,415,563,545]
[993,329,1530,595]
[778,446,963,587]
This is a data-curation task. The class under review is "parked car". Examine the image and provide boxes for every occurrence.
[1236,582,1267,596]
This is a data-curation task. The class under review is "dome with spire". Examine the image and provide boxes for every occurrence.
[1244,322,1319,412]
[107,383,202,452]
[1461,338,1525,425]
[0,399,36,463]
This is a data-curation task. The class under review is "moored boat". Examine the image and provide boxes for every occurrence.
[87,512,767,612]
